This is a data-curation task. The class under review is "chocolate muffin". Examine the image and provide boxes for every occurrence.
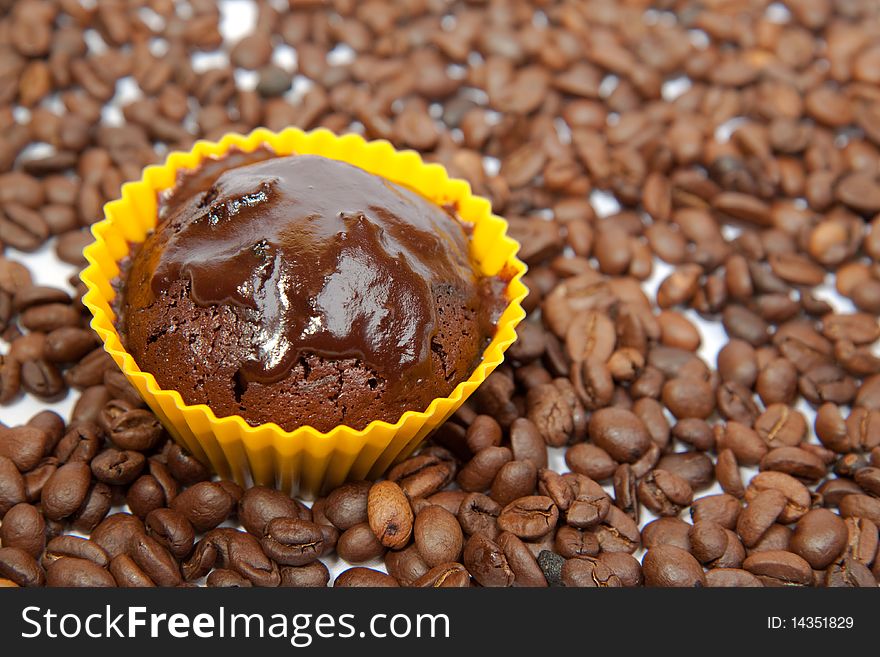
[116,148,506,432]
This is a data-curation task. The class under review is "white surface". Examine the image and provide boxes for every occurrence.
[0,0,863,584]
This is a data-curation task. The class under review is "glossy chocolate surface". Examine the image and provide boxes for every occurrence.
[128,150,495,397]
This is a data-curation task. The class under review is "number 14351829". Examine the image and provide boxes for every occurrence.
[768,617,854,630]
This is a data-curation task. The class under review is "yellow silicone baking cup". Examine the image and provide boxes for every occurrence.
[80,127,527,497]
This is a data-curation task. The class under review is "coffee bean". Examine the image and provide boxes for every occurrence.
[662,377,715,420]
[825,556,877,587]
[715,449,744,498]
[0,203,49,251]
[170,482,234,532]
[593,505,641,553]
[656,451,714,491]
[336,522,385,563]
[0,356,21,404]
[737,490,787,548]
[497,496,558,540]
[90,448,145,485]
[91,513,145,560]
[72,386,112,425]
[367,480,413,549]
[638,469,693,517]
[126,534,181,587]
[110,554,155,588]
[164,443,210,484]
[759,446,826,482]
[613,464,639,521]
[526,383,573,447]
[413,504,463,567]
[41,461,90,521]
[689,520,729,565]
[457,446,512,491]
[385,545,429,586]
[509,418,548,469]
[46,557,114,587]
[490,460,537,506]
[458,492,501,540]
[497,531,546,587]
[261,518,324,566]
[413,562,471,588]
[387,453,455,499]
[570,356,614,410]
[64,347,114,389]
[565,443,617,481]
[145,508,195,561]
[184,528,279,587]
[22,456,58,502]
[691,494,742,530]
[561,556,622,587]
[746,471,811,524]
[126,475,167,519]
[0,425,47,472]
[20,359,65,399]
[334,567,398,588]
[717,381,760,425]
[463,534,514,587]
[588,407,651,463]
[641,517,692,552]
[854,467,880,496]
[565,474,611,529]
[592,552,641,587]
[279,561,330,588]
[642,545,706,587]
[238,485,302,537]
[464,415,502,453]
[755,404,806,449]
[0,503,45,557]
[743,550,812,587]
[844,517,878,565]
[107,409,163,452]
[839,494,880,527]
[705,568,763,587]
[790,509,848,570]
[0,546,45,587]
[555,525,600,559]
[717,422,767,466]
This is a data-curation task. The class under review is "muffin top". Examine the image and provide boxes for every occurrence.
[118,149,506,432]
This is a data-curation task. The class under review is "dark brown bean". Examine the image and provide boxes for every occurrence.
[463,534,514,587]
[413,505,464,567]
[497,496,559,540]
[0,546,45,587]
[46,557,114,587]
[588,407,651,463]
[238,485,302,537]
[0,503,45,557]
[458,492,501,540]
[334,567,398,588]
[336,522,385,563]
[145,508,195,561]
[261,518,324,566]
[279,562,330,588]
[41,461,91,521]
[170,482,234,532]
[743,550,812,587]
[642,545,706,587]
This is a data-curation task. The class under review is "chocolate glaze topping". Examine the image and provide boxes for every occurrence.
[129,151,496,400]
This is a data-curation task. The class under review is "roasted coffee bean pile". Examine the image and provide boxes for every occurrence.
[2,0,880,587]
